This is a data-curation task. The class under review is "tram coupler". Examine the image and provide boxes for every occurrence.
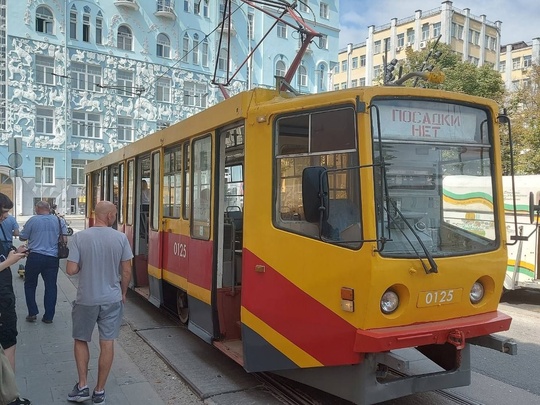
[468,334,517,355]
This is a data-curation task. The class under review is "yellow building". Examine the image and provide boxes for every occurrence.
[500,38,540,90]
[334,1,501,89]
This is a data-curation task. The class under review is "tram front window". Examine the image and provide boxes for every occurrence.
[372,99,498,257]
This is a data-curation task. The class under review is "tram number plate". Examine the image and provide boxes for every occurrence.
[417,289,462,307]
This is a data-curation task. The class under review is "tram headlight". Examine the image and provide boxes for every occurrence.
[470,281,485,304]
[380,290,399,314]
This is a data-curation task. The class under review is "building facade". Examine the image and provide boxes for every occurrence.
[0,0,338,215]
[499,38,540,90]
[333,0,501,90]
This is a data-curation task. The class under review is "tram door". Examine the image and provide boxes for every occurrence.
[132,155,151,293]
[216,125,245,343]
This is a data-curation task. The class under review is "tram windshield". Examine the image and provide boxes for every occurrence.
[372,98,498,258]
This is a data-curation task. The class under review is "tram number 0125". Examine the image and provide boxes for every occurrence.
[417,288,462,307]
[173,242,187,258]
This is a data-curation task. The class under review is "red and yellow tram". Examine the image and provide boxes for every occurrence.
[85,83,515,404]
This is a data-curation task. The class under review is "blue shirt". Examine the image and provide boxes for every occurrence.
[0,215,19,248]
[20,214,67,257]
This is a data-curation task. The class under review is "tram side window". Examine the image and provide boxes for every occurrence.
[275,107,361,247]
[191,135,212,240]
[92,172,101,210]
[163,146,182,218]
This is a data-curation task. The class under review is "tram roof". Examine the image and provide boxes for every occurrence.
[85,85,498,173]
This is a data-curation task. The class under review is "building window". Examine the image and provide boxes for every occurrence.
[317,63,326,92]
[182,33,190,62]
[523,55,532,68]
[433,22,441,38]
[297,64,307,87]
[83,12,90,42]
[70,9,77,40]
[397,33,404,47]
[499,61,506,72]
[96,14,103,45]
[248,13,254,40]
[201,39,209,67]
[468,29,480,45]
[157,33,171,58]
[192,33,200,64]
[359,78,366,86]
[333,84,339,91]
[35,55,55,85]
[71,159,88,185]
[299,2,308,12]
[512,57,521,70]
[277,22,287,38]
[319,34,327,49]
[184,81,207,108]
[36,6,54,34]
[374,40,381,54]
[352,57,358,69]
[36,107,54,136]
[157,0,175,13]
[452,23,464,40]
[117,25,133,51]
[184,0,189,12]
[341,82,346,89]
[360,55,366,67]
[341,60,347,72]
[117,70,134,96]
[71,62,102,92]
[203,0,208,17]
[351,79,357,87]
[156,77,171,102]
[35,157,54,185]
[194,0,200,14]
[422,23,429,40]
[117,116,133,142]
[218,48,228,71]
[374,65,381,78]
[73,111,101,138]
[320,2,329,19]
[276,60,286,77]
[406,28,414,44]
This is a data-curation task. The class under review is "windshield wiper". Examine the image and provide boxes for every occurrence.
[384,199,438,274]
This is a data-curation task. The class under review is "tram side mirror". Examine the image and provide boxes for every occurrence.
[302,167,329,223]
[529,192,540,224]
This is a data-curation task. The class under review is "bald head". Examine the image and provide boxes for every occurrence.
[95,201,117,226]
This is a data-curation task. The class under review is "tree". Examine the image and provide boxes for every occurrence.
[395,42,505,103]
[504,65,540,174]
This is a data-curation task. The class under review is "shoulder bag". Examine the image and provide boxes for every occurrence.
[57,216,69,259]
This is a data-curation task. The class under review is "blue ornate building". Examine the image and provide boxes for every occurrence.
[0,0,339,215]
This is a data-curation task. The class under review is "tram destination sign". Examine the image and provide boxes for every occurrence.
[377,104,479,143]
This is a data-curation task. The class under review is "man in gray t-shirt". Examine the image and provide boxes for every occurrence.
[66,201,133,404]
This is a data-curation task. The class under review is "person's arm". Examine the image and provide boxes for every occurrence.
[0,250,26,272]
[66,260,79,275]
[120,259,132,303]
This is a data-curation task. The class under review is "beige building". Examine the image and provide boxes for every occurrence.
[500,39,540,90]
[334,1,501,89]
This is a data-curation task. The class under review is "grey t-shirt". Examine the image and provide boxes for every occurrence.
[68,227,134,306]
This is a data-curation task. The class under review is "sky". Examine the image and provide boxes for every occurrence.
[339,0,539,49]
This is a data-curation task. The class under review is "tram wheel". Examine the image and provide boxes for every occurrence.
[177,290,189,324]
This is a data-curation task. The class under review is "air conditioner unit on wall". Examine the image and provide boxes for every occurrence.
[396,46,402,52]
[420,41,427,49]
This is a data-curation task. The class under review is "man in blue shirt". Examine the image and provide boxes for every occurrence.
[19,201,67,324]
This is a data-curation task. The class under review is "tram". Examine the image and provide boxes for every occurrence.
[85,81,519,404]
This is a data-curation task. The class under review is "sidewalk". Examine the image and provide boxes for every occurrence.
[11,260,166,405]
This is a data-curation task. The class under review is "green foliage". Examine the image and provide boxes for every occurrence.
[399,42,505,103]
[504,65,540,174]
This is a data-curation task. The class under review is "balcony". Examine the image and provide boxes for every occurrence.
[219,21,236,36]
[114,0,139,11]
[155,0,176,20]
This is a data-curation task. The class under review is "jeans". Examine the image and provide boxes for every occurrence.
[24,253,59,321]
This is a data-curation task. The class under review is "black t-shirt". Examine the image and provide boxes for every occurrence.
[0,242,12,291]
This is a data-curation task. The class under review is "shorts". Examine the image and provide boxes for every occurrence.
[72,301,123,342]
[0,290,17,349]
